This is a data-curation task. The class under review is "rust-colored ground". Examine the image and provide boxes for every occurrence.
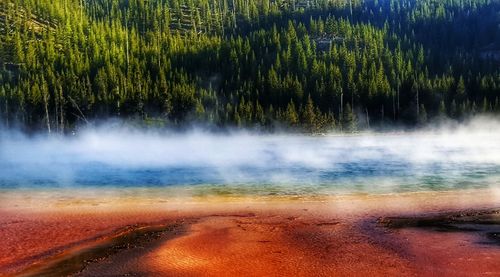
[1,189,499,276]
[136,214,414,277]
[0,210,178,276]
[80,211,499,277]
[399,228,500,276]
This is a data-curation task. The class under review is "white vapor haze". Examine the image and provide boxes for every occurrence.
[1,117,500,194]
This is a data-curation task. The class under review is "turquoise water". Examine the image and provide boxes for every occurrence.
[1,127,500,196]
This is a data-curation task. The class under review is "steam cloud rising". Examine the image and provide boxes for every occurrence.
[1,117,500,195]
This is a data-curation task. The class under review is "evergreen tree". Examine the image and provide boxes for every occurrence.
[342,103,357,132]
[0,0,498,132]
[285,100,299,126]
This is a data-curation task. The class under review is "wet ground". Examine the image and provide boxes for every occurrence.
[1,190,500,277]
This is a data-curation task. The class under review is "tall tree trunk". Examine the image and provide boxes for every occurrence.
[365,107,370,128]
[397,82,400,115]
[59,85,64,133]
[392,90,396,120]
[381,105,384,122]
[4,97,8,128]
[43,91,51,133]
[54,92,59,133]
[340,88,344,116]
[416,87,419,118]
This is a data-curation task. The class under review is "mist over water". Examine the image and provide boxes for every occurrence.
[1,118,500,197]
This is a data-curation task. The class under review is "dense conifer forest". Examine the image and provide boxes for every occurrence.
[0,0,499,132]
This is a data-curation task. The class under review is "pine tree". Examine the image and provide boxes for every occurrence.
[342,103,357,132]
[285,100,299,126]
[301,95,316,131]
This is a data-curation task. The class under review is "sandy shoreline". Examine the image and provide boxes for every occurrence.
[1,189,500,276]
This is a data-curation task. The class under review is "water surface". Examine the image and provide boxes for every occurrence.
[1,125,500,199]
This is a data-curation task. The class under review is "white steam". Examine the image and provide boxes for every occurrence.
[1,117,500,194]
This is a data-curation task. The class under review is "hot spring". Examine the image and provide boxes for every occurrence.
[1,119,500,201]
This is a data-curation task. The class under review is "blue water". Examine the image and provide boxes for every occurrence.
[1,128,500,196]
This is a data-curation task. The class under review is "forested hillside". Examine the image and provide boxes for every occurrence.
[0,0,499,132]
